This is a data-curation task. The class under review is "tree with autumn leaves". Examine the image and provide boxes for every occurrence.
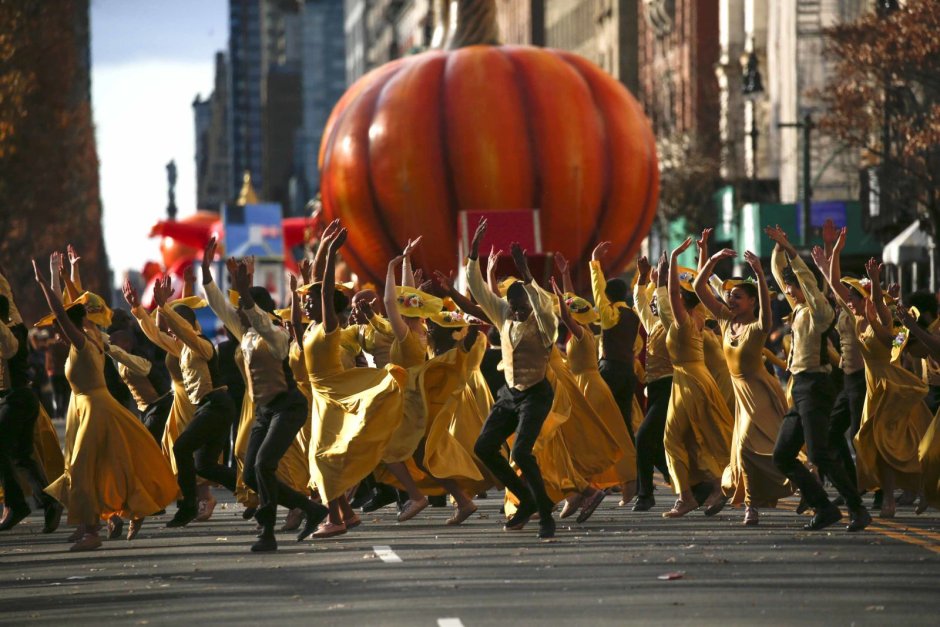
[0,0,110,321]
[817,0,940,250]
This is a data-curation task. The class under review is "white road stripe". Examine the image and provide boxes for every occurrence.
[373,545,402,563]
[437,619,465,627]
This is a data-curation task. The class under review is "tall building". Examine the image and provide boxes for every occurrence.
[299,0,347,202]
[193,52,232,211]
[344,0,369,83]
[229,0,264,198]
[496,0,544,45]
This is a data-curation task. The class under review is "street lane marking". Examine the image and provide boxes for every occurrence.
[373,545,402,563]
[437,620,465,627]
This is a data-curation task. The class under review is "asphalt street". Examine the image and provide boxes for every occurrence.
[1,487,938,627]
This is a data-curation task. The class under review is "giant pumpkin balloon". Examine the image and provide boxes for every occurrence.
[318,0,658,285]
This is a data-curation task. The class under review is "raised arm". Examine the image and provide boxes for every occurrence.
[694,248,735,320]
[668,238,693,327]
[312,219,340,283]
[433,269,492,324]
[551,277,582,339]
[383,255,409,341]
[106,344,152,376]
[401,237,421,289]
[155,276,213,360]
[321,227,347,333]
[486,246,502,296]
[32,259,84,349]
[182,264,196,298]
[123,278,181,356]
[766,225,798,310]
[49,251,63,297]
[655,252,675,326]
[554,252,576,295]
[288,273,302,343]
[67,244,83,293]
[235,261,289,358]
[898,304,940,360]
[744,250,772,331]
[865,257,892,329]
[696,228,712,271]
[202,237,245,340]
[465,218,510,327]
[863,299,895,348]
[815,228,854,306]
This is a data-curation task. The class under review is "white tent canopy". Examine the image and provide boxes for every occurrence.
[883,220,929,265]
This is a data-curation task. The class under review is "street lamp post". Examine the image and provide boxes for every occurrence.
[778,114,814,246]
[742,51,764,180]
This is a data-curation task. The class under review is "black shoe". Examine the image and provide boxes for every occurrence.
[538,516,556,539]
[166,506,198,528]
[242,506,257,520]
[476,492,488,499]
[872,490,884,509]
[846,506,872,532]
[690,482,712,507]
[152,509,167,516]
[361,486,398,513]
[42,503,63,534]
[505,501,537,531]
[632,496,655,512]
[297,501,329,542]
[795,496,810,515]
[251,531,278,552]
[802,503,843,531]
[0,505,30,531]
[349,482,373,509]
[428,494,447,508]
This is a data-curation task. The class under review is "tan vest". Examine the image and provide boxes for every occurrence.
[242,330,289,406]
[500,316,551,391]
[119,364,161,412]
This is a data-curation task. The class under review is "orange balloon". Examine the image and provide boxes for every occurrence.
[319,44,658,285]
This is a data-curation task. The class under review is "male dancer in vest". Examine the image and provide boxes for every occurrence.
[202,245,328,550]
[153,276,239,528]
[590,242,641,442]
[467,218,558,539]
[766,226,870,532]
[0,290,62,533]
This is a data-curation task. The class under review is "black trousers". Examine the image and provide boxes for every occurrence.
[636,376,672,499]
[772,372,862,511]
[141,393,173,444]
[0,388,52,511]
[927,384,940,416]
[826,369,866,488]
[241,389,310,526]
[173,390,237,509]
[599,357,637,442]
[473,378,555,516]
[50,374,69,420]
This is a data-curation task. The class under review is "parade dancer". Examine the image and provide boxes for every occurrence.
[466,218,558,539]
[765,225,870,532]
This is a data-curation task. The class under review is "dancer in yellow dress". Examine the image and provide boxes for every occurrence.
[816,231,932,518]
[33,261,177,551]
[896,303,940,512]
[695,229,737,414]
[694,248,794,525]
[378,238,444,522]
[302,225,406,538]
[659,240,735,518]
[551,259,637,513]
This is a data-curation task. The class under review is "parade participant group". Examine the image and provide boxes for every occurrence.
[1,216,939,553]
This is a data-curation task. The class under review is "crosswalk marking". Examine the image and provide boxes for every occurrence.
[373,545,402,563]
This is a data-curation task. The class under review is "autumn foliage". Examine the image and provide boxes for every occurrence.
[817,0,940,239]
[0,0,110,322]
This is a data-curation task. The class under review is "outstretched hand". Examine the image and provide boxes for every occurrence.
[510,242,532,282]
[32,259,46,285]
[553,251,569,275]
[672,236,693,257]
[469,218,487,260]
[122,278,140,308]
[550,276,563,297]
[709,248,736,264]
[403,236,423,257]
[636,255,651,282]
[433,270,455,295]
[810,246,829,272]
[592,241,611,262]
[743,250,763,275]
[822,219,838,250]
[203,237,218,276]
[896,304,916,328]
[865,257,883,284]
[152,276,173,307]
[696,228,713,252]
[67,244,81,265]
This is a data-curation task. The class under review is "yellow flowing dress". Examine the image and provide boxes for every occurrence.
[0,405,64,504]
[160,355,198,476]
[566,331,637,488]
[381,329,428,463]
[703,327,736,414]
[662,316,735,496]
[854,321,932,493]
[718,315,793,507]
[304,323,406,502]
[45,338,177,524]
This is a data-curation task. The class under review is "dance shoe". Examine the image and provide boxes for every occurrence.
[802,503,843,530]
[558,495,583,519]
[127,518,143,541]
[296,501,329,541]
[576,490,607,523]
[166,506,199,528]
[43,502,63,534]
[632,496,655,512]
[537,516,556,539]
[743,507,759,526]
[398,497,429,522]
[846,506,872,532]
[361,486,398,513]
[505,501,537,531]
[281,507,304,532]
[106,515,124,540]
[663,499,698,518]
[0,505,29,531]
[446,503,478,526]
[311,521,347,538]
[70,533,102,552]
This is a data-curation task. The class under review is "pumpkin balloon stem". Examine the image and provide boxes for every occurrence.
[442,0,500,50]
